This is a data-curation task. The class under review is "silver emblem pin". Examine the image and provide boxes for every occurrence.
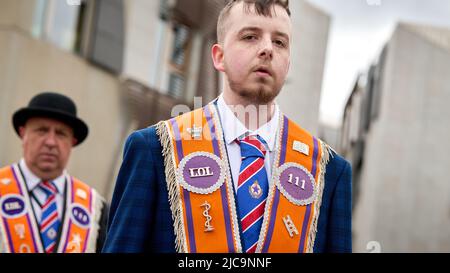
[14,224,26,240]
[201,201,214,232]
[19,244,31,253]
[67,233,82,253]
[187,125,203,140]
[76,189,87,200]
[283,215,299,238]
[293,141,310,156]
[189,167,214,178]
[1,178,11,185]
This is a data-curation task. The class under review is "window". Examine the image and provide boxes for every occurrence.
[168,73,186,99]
[32,0,82,52]
[167,23,191,99]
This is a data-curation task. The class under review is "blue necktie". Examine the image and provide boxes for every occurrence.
[236,135,269,253]
[38,181,60,253]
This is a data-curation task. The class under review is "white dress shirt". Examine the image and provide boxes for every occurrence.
[216,94,280,192]
[19,159,66,222]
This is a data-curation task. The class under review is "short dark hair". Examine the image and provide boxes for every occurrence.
[217,0,291,44]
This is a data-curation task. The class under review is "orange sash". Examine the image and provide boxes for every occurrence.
[0,164,104,253]
[157,103,330,253]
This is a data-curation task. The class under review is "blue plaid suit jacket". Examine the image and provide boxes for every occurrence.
[103,126,352,253]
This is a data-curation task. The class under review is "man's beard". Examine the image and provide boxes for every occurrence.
[228,77,281,104]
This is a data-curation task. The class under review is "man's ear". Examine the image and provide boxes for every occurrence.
[19,126,26,139]
[72,138,78,147]
[212,44,225,72]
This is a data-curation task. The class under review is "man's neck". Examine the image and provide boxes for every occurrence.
[222,91,276,131]
[22,159,61,182]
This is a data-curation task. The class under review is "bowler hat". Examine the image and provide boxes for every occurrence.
[12,92,89,146]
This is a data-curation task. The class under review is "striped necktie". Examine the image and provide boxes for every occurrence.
[236,135,269,253]
[38,181,60,253]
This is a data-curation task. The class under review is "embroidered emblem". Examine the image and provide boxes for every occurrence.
[67,233,82,253]
[201,201,214,232]
[14,224,26,239]
[275,163,317,206]
[177,152,226,194]
[1,178,11,185]
[293,141,310,156]
[19,244,31,253]
[76,189,87,200]
[283,215,299,238]
[249,181,263,199]
[0,194,27,219]
[187,125,203,140]
[70,204,91,228]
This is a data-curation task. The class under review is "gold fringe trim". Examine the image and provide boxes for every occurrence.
[86,190,105,253]
[306,140,332,253]
[156,121,187,253]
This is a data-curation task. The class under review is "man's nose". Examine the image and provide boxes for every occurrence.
[44,131,57,147]
[258,38,273,60]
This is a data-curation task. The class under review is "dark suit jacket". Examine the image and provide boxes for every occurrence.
[103,126,352,253]
[95,202,109,252]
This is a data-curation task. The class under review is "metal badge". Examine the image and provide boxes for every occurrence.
[201,201,214,232]
[76,189,87,200]
[67,233,82,253]
[249,181,263,199]
[19,244,31,253]
[14,224,26,240]
[1,178,11,185]
[283,215,299,238]
[293,141,310,156]
[187,125,203,140]
[189,167,214,178]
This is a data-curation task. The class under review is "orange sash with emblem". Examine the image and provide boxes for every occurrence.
[157,102,331,253]
[0,164,104,253]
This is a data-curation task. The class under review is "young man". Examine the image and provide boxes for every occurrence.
[0,92,108,253]
[104,0,351,253]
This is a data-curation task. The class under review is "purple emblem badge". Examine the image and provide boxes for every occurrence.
[0,194,27,219]
[177,152,226,194]
[275,163,317,206]
[70,204,91,228]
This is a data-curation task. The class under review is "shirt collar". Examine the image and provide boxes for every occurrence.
[19,159,66,194]
[217,94,280,152]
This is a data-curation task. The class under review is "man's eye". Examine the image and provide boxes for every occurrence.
[56,131,69,138]
[243,35,257,41]
[274,40,287,47]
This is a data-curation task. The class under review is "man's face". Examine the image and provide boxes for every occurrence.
[213,2,292,104]
[20,117,76,180]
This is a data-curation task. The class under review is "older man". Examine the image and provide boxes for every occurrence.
[104,0,351,253]
[0,92,107,253]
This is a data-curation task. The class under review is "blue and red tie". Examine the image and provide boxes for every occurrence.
[39,181,60,253]
[236,135,269,253]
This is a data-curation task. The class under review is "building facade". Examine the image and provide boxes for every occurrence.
[343,22,450,252]
[1,0,331,201]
